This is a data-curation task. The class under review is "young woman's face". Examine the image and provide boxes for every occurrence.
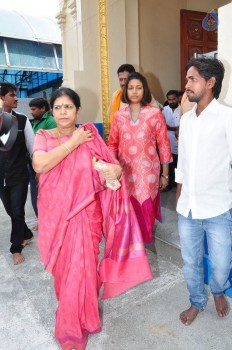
[52,95,78,129]
[127,79,144,104]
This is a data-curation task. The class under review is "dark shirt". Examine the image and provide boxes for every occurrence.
[0,111,34,186]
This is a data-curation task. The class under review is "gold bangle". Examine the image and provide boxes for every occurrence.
[61,144,71,153]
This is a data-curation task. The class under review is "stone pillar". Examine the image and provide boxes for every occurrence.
[57,0,139,135]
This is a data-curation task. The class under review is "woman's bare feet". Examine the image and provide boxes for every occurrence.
[214,295,230,317]
[179,306,203,326]
[13,252,25,265]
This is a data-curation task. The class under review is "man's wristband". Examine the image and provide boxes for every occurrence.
[161,174,169,179]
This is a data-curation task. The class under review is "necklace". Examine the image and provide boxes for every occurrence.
[129,105,141,123]
[56,128,76,145]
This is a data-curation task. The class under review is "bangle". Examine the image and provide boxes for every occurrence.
[61,144,71,153]
[161,174,169,179]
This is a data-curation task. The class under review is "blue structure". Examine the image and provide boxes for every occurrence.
[0,8,63,97]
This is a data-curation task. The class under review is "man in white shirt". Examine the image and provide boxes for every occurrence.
[175,58,232,326]
[162,90,180,189]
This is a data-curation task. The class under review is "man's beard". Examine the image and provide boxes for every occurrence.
[169,103,179,109]
[186,90,203,103]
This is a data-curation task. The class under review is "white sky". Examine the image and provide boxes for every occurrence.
[0,0,60,20]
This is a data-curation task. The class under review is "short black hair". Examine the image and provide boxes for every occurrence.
[166,90,179,98]
[186,58,225,99]
[117,64,135,75]
[50,87,81,109]
[29,97,50,112]
[0,82,17,96]
[121,72,152,105]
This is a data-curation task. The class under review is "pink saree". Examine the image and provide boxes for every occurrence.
[34,124,153,350]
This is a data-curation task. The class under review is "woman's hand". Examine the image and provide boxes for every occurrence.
[70,127,94,147]
[100,163,122,181]
[159,175,169,190]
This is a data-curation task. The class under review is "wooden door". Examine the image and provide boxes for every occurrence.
[180,10,218,89]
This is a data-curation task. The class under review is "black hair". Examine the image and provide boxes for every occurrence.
[121,72,152,105]
[50,87,81,109]
[117,64,135,75]
[186,58,225,99]
[166,90,179,98]
[0,82,17,96]
[29,97,50,112]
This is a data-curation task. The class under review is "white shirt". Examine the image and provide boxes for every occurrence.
[175,99,232,219]
[24,117,35,155]
[162,105,180,154]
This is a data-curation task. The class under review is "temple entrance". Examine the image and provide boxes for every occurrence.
[180,9,218,89]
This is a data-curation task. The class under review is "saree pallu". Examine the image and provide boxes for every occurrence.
[37,124,153,350]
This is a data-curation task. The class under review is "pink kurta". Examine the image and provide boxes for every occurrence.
[108,105,172,243]
[33,124,153,350]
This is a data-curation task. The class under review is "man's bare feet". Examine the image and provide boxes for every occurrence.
[13,252,25,265]
[22,236,34,247]
[214,295,230,317]
[179,306,203,326]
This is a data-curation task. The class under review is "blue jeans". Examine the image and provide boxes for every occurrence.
[178,210,232,309]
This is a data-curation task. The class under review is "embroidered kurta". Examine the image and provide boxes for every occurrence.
[33,124,153,350]
[108,105,172,242]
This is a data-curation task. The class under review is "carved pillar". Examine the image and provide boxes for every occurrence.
[98,0,110,139]
[56,8,68,86]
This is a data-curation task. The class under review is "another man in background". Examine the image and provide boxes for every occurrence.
[162,90,180,190]
[29,97,56,134]
[28,97,56,218]
[0,82,35,265]
[108,64,136,125]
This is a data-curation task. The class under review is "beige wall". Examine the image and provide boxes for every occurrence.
[218,2,232,106]
[74,1,101,123]
[186,0,230,11]
[139,0,229,105]
[58,0,101,123]
[107,0,140,95]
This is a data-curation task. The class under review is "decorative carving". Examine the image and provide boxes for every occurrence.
[56,11,67,31]
[188,46,203,59]
[187,20,203,41]
[98,0,110,140]
[68,0,77,22]
[207,30,217,42]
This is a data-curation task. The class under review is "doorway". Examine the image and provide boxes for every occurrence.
[180,10,218,89]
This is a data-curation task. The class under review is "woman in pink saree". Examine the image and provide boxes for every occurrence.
[33,87,153,350]
[108,72,173,244]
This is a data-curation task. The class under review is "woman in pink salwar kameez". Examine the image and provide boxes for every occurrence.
[108,72,173,244]
[32,87,153,350]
